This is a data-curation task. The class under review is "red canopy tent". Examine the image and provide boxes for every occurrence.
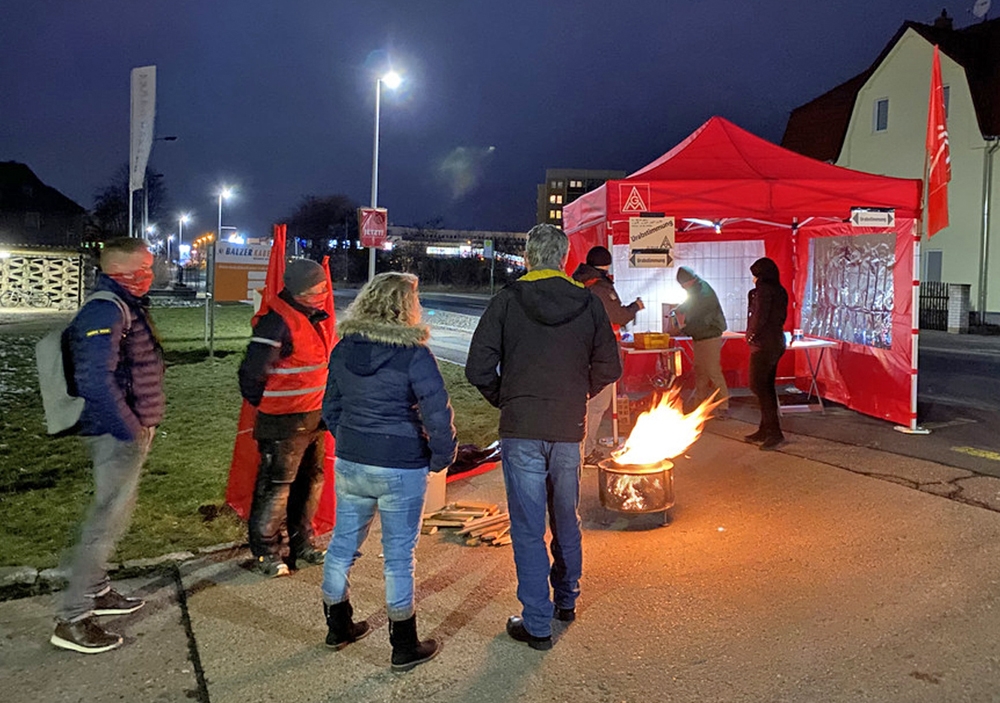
[563,116,924,428]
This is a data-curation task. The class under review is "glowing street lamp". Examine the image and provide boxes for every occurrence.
[369,70,402,280]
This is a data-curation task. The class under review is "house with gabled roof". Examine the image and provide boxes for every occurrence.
[782,10,1000,321]
[0,161,86,248]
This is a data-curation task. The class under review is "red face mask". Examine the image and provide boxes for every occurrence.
[110,269,154,297]
[296,292,328,310]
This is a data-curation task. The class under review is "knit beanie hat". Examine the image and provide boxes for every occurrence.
[676,266,696,285]
[284,258,326,295]
[586,246,613,267]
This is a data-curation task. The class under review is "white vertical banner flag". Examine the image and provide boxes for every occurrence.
[129,65,156,193]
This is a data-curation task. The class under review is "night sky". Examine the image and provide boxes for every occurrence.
[0,1,976,239]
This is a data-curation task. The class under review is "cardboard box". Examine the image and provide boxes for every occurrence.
[424,470,448,514]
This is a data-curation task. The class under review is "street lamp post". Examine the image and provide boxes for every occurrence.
[177,213,190,262]
[207,187,233,358]
[369,70,402,281]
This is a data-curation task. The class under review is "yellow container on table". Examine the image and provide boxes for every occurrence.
[633,332,671,349]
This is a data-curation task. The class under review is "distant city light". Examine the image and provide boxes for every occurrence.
[227,233,246,244]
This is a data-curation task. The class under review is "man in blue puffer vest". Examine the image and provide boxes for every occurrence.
[51,238,165,655]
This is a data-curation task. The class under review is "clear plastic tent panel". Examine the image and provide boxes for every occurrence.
[801,233,895,349]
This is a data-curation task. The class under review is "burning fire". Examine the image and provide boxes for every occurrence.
[612,388,722,466]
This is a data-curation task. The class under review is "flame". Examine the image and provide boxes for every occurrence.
[612,388,722,466]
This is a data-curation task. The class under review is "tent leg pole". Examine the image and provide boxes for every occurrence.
[895,226,930,435]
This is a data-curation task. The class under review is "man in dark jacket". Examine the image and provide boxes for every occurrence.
[744,257,789,450]
[467,224,622,650]
[669,266,729,413]
[238,259,333,577]
[572,245,643,464]
[52,238,164,655]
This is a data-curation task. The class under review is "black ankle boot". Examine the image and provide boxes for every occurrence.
[324,600,372,650]
[388,614,440,672]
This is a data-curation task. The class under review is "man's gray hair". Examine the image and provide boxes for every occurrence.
[525,224,569,270]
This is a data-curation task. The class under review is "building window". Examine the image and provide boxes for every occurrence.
[943,85,950,117]
[874,98,889,132]
[555,209,562,220]
[569,179,583,188]
[548,194,563,204]
[549,209,562,220]
[925,250,943,282]
[25,212,40,229]
[550,180,558,189]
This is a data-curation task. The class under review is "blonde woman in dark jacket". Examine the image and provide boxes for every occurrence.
[319,272,457,671]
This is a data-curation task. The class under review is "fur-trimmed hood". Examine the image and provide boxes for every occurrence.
[336,317,431,378]
[337,317,430,346]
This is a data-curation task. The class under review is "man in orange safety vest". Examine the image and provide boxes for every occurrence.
[238,258,334,577]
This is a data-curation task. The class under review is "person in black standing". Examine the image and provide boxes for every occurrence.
[744,257,788,451]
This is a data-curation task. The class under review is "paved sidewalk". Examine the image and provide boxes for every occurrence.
[4,422,1000,702]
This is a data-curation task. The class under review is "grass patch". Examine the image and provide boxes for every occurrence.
[0,304,496,568]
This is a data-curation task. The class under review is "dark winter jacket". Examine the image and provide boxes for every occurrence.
[66,274,165,441]
[322,317,457,472]
[746,257,789,352]
[465,269,622,443]
[676,276,727,341]
[239,289,329,440]
[571,263,641,327]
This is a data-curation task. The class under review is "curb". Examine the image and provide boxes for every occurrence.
[0,541,247,603]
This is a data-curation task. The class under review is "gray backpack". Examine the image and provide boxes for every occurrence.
[35,291,132,435]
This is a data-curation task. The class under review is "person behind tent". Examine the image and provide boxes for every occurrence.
[319,272,457,672]
[667,266,729,413]
[744,257,789,451]
[238,258,333,577]
[51,237,163,655]
[467,225,621,651]
[571,245,643,465]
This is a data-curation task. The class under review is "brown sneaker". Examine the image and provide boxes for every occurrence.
[51,617,123,654]
[90,589,145,616]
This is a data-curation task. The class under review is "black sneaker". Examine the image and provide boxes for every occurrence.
[90,589,145,616]
[292,547,326,568]
[759,435,786,451]
[253,555,290,578]
[506,616,552,650]
[51,617,123,654]
[744,430,767,444]
[554,607,576,622]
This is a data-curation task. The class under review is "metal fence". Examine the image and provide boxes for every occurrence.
[919,281,949,331]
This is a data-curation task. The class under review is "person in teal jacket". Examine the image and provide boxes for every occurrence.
[669,266,729,412]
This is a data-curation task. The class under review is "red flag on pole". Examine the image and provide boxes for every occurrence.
[926,45,951,237]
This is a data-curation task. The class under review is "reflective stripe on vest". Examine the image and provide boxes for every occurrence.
[258,295,332,415]
[267,363,326,375]
[262,385,327,397]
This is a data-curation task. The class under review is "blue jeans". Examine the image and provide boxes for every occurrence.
[501,438,583,638]
[321,458,428,621]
